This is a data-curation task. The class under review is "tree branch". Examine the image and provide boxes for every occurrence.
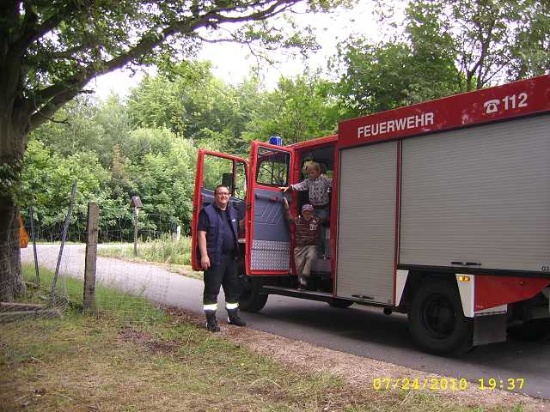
[18,0,312,132]
[11,2,80,55]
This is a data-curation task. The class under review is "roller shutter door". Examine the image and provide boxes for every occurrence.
[399,115,549,273]
[336,142,397,303]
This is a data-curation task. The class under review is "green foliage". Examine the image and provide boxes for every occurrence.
[122,128,174,161]
[0,157,23,198]
[334,40,410,116]
[22,119,196,241]
[30,96,132,169]
[243,73,341,144]
[9,0,335,120]
[21,140,111,238]
[128,75,186,136]
[332,38,460,118]
[126,137,197,234]
[225,77,267,155]
[128,62,254,155]
[128,61,344,155]
[94,95,133,167]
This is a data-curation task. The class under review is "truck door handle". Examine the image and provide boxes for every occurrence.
[255,193,286,203]
[451,261,482,266]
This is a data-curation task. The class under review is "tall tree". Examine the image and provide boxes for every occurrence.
[334,0,548,117]
[397,0,549,90]
[332,37,461,118]
[0,0,349,301]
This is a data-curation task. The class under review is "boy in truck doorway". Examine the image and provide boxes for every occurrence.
[279,161,331,219]
[283,198,325,289]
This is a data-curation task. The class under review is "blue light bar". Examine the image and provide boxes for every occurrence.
[269,135,283,146]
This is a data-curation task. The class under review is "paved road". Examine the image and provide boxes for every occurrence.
[21,244,550,400]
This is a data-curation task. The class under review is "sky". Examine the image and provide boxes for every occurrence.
[90,2,390,100]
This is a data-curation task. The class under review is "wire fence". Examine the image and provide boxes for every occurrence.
[0,199,193,329]
[24,212,185,244]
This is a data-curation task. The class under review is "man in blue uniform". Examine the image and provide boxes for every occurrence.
[197,185,246,332]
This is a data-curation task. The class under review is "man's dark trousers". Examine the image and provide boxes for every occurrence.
[203,253,240,306]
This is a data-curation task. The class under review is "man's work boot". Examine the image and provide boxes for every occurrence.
[205,311,220,332]
[227,308,246,327]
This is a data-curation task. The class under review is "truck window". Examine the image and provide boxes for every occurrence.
[202,154,246,200]
[256,147,290,187]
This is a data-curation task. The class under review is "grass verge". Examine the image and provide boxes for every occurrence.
[97,236,203,279]
[0,265,527,412]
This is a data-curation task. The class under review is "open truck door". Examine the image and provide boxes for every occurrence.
[246,141,294,275]
[191,149,248,271]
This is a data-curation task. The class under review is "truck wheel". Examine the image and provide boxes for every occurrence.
[409,280,473,356]
[239,277,268,313]
[328,299,353,308]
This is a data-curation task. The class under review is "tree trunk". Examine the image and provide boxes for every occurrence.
[0,107,28,302]
[0,197,25,301]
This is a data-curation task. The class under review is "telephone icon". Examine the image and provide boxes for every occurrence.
[483,99,500,114]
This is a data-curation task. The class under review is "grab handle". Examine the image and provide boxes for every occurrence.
[451,261,482,266]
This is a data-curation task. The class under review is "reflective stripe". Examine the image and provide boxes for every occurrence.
[203,304,217,312]
[225,302,239,310]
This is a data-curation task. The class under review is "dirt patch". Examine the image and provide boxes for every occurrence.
[118,327,152,344]
[118,326,180,354]
[166,307,550,412]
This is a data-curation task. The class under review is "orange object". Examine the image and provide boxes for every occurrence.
[19,216,29,248]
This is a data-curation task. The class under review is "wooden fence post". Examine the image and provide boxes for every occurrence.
[133,208,139,256]
[83,202,99,313]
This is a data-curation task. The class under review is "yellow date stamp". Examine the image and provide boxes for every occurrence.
[372,377,525,392]
[373,377,469,391]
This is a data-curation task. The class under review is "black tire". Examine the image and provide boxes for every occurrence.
[328,299,353,309]
[508,319,550,341]
[239,276,268,312]
[408,280,473,356]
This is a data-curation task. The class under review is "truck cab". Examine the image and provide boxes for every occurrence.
[191,137,341,305]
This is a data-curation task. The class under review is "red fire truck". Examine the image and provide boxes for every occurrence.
[191,75,550,355]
